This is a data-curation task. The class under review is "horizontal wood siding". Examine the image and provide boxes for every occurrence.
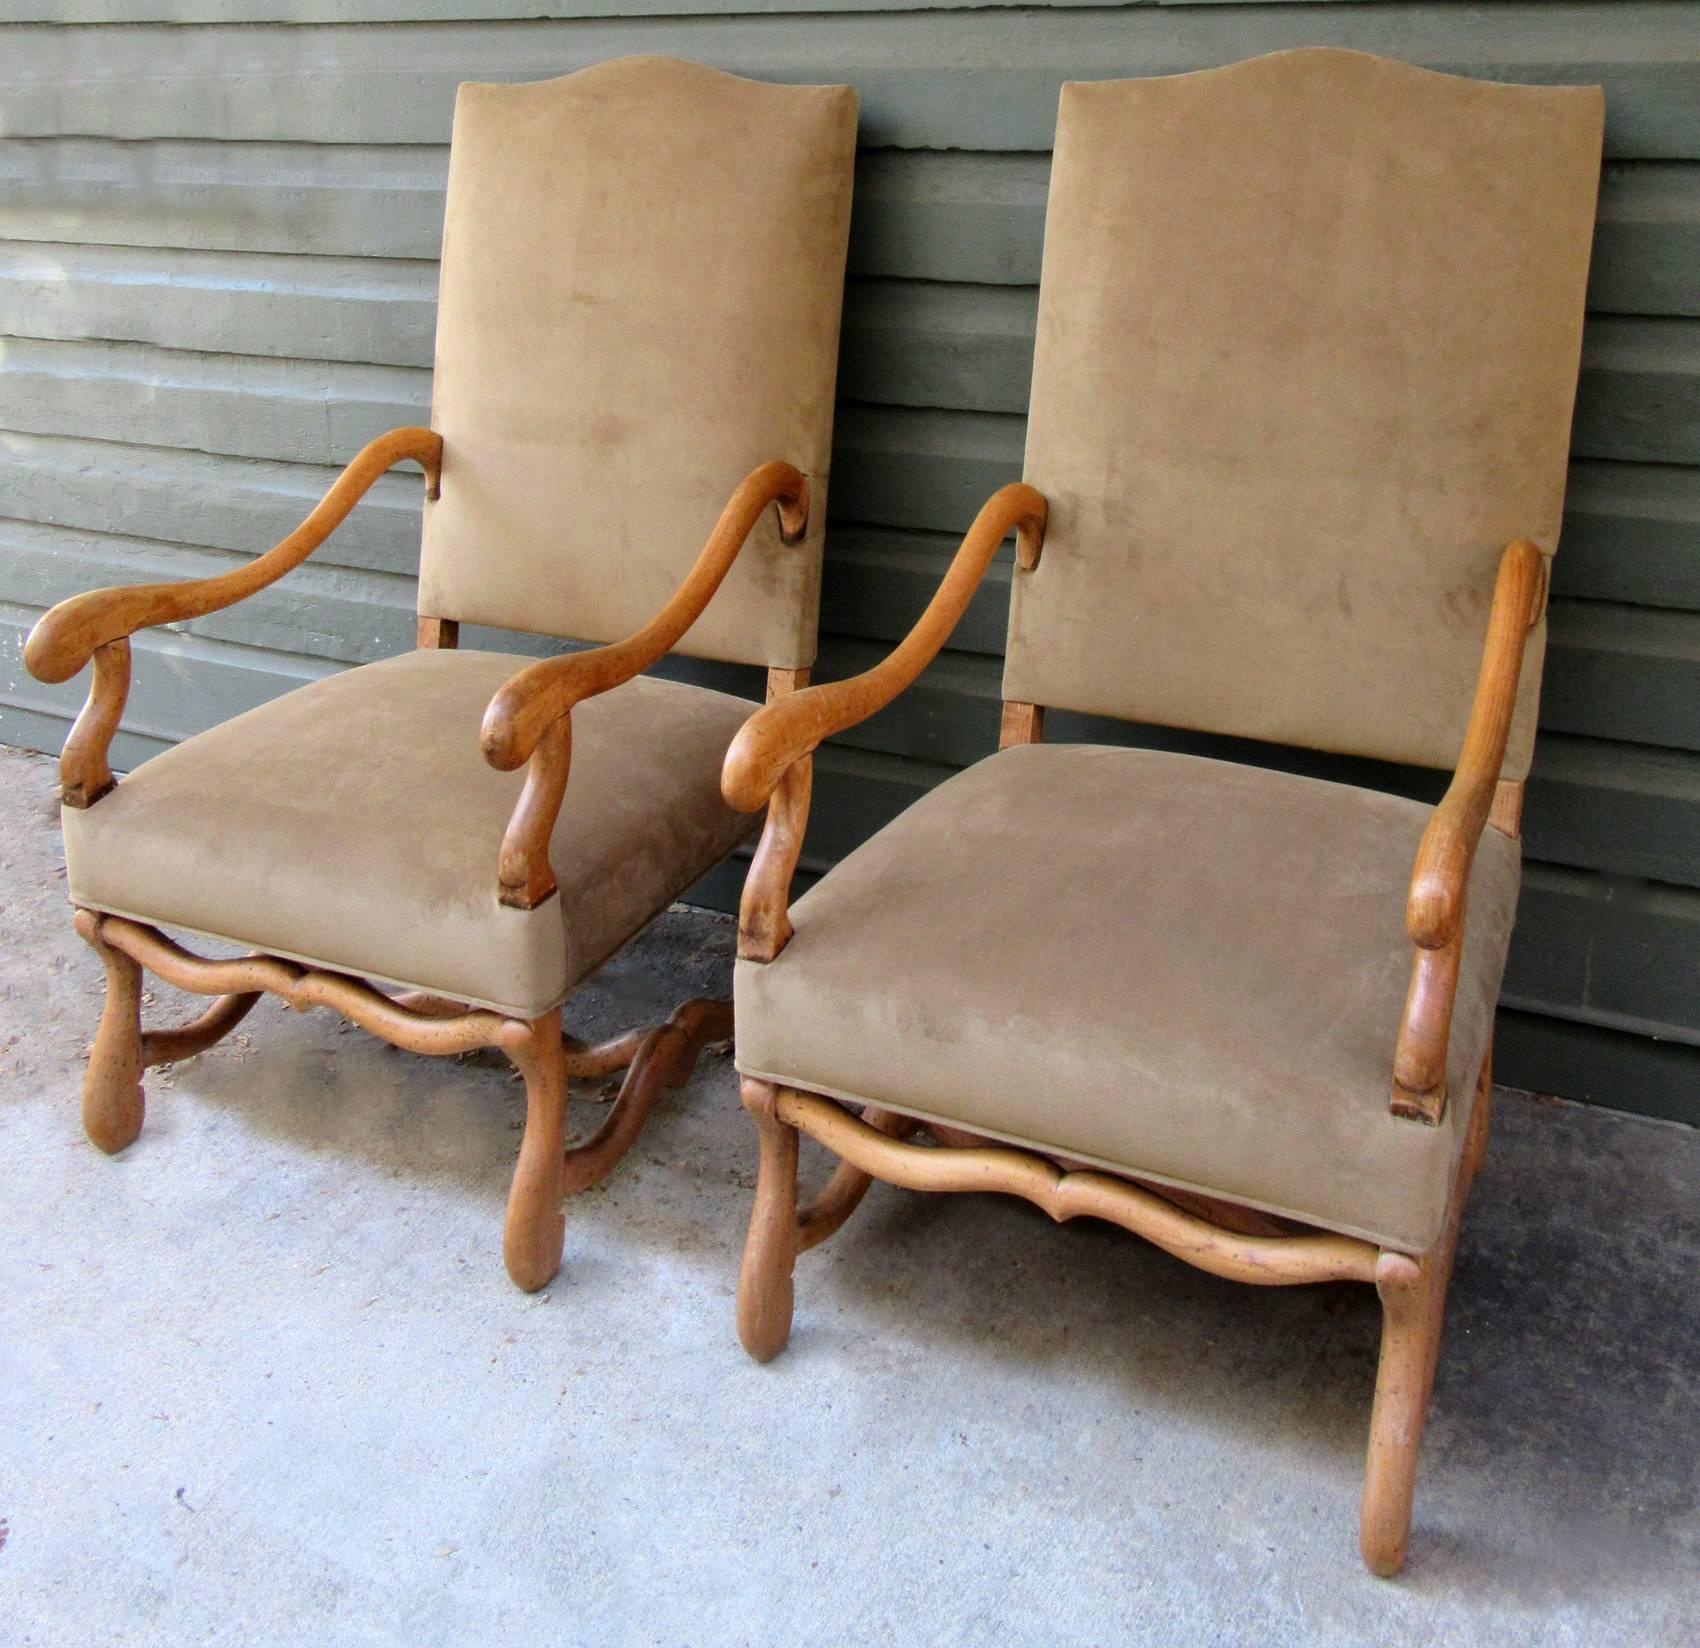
[1,1,1696,1122]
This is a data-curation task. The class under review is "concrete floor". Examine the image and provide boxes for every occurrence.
[0,745,1696,1647]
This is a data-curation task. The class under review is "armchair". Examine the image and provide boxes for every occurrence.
[26,56,857,1294]
[719,49,1602,1577]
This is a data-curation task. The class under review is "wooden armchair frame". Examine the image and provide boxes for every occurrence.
[723,511,1548,1576]
[27,431,811,1293]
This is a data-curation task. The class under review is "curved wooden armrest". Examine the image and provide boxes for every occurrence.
[479,461,809,775]
[721,482,1047,815]
[1393,537,1547,1124]
[480,460,810,910]
[25,427,442,686]
[24,426,442,809]
[1406,539,1547,952]
[729,482,1047,964]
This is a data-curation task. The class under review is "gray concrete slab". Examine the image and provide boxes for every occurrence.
[1,744,1696,1646]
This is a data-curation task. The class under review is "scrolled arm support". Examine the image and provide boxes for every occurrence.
[1392,538,1547,1123]
[481,460,810,910]
[58,638,132,808]
[24,426,443,808]
[727,482,1047,961]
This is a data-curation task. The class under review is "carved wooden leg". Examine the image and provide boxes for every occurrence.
[738,1077,800,1363]
[1360,1231,1458,1576]
[73,909,146,1154]
[1361,1035,1491,1575]
[499,1012,569,1292]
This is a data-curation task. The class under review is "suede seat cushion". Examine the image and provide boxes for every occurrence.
[735,744,1522,1252]
[64,649,758,1020]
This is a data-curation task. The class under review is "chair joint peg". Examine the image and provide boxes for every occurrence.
[498,878,559,913]
[61,778,116,809]
[1390,1079,1447,1127]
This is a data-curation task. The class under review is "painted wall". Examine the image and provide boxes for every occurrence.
[2,3,1696,1121]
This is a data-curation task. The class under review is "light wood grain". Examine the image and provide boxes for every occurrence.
[737,1077,802,1364]
[72,908,146,1153]
[998,699,1044,750]
[738,755,814,963]
[495,716,572,910]
[58,638,130,807]
[1359,1070,1487,1576]
[1392,911,1466,1123]
[1488,779,1524,838]
[416,615,459,650]
[498,1011,570,1293]
[766,666,810,703]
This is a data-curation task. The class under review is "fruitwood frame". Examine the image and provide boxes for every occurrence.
[721,503,1546,1577]
[27,429,810,1293]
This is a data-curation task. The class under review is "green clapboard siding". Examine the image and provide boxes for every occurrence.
[1,0,1697,1127]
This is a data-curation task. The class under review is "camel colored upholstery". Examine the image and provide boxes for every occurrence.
[1006,50,1602,778]
[64,651,757,1020]
[418,58,857,670]
[735,744,1521,1251]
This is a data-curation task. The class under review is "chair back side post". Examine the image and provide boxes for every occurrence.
[417,617,459,650]
[1488,780,1524,839]
[999,700,1045,749]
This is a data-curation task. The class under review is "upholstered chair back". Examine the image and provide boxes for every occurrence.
[419,57,857,669]
[1006,49,1603,778]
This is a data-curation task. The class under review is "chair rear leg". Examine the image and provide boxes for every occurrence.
[1463,1041,1494,1188]
[73,910,145,1153]
[738,1077,801,1363]
[499,1012,569,1292]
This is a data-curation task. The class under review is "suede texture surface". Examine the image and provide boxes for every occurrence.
[418,57,857,670]
[64,650,758,1020]
[1005,49,1602,779]
[735,744,1522,1252]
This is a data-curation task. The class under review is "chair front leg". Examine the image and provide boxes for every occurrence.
[1360,1241,1455,1577]
[1362,1037,1492,1575]
[738,1077,801,1362]
[73,909,146,1153]
[499,1011,570,1292]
